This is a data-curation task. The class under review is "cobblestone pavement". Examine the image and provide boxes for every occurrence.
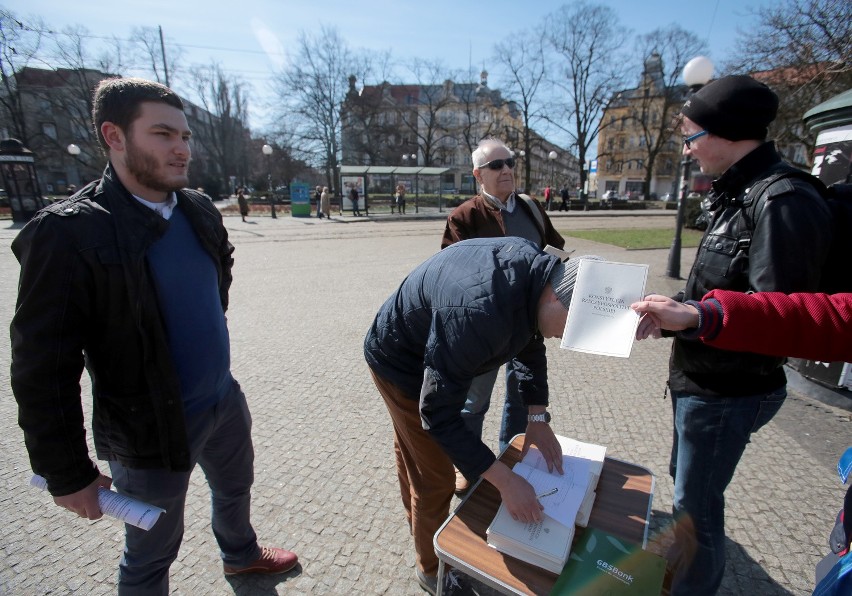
[0,212,849,595]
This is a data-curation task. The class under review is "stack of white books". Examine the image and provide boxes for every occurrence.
[485,436,607,574]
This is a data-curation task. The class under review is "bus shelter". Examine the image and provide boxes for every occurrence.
[339,165,451,214]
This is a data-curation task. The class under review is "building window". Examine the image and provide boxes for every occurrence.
[41,123,57,140]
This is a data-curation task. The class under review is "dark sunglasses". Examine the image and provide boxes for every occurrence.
[682,130,708,149]
[478,157,516,170]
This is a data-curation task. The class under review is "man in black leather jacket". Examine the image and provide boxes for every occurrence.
[652,75,831,595]
[10,78,297,594]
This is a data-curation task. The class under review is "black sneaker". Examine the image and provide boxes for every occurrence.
[416,568,437,595]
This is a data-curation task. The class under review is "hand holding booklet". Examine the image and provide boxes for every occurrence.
[560,259,648,358]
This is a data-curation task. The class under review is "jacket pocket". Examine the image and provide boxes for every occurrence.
[95,392,159,460]
[697,232,749,288]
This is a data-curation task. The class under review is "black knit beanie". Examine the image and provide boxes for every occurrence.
[681,75,778,141]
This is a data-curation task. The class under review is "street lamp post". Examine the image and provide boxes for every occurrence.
[548,151,557,210]
[666,56,714,279]
[403,153,417,213]
[66,144,81,194]
[262,143,276,219]
[512,149,526,190]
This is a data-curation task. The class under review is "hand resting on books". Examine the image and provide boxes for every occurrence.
[522,422,564,475]
[481,461,544,524]
[481,422,564,524]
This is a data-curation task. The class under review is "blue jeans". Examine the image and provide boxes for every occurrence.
[460,361,528,454]
[109,379,259,595]
[667,387,786,596]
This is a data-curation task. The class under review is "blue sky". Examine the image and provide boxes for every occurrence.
[8,0,769,132]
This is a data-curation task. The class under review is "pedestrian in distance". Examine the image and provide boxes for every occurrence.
[395,183,406,215]
[350,186,361,217]
[237,187,249,222]
[653,74,832,595]
[441,136,566,495]
[364,237,600,595]
[314,185,322,217]
[558,186,570,211]
[320,186,331,219]
[9,77,298,595]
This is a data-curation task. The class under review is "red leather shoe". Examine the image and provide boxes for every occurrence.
[223,546,298,576]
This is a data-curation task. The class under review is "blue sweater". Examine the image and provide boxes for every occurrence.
[147,206,232,415]
[364,237,558,480]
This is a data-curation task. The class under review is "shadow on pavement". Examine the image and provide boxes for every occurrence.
[648,509,795,595]
[225,564,301,595]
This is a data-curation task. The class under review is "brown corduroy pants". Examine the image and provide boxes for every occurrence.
[369,368,455,576]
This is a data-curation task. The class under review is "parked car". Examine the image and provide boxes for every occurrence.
[602,190,619,201]
[661,193,675,202]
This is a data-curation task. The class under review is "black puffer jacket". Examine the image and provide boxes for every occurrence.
[10,164,234,496]
[364,237,559,480]
[670,142,831,396]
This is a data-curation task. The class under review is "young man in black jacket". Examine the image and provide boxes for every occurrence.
[10,77,298,595]
[658,75,831,595]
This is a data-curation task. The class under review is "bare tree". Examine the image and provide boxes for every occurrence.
[494,35,547,192]
[630,26,708,198]
[543,1,630,193]
[0,10,45,145]
[397,59,458,167]
[128,26,184,86]
[272,25,356,191]
[726,0,852,165]
[15,26,121,181]
[186,63,251,196]
[339,51,398,166]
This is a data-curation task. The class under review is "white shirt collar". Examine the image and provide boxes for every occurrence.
[481,190,516,213]
[134,192,178,220]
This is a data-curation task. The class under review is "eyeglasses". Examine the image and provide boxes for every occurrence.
[477,157,516,170]
[682,130,708,149]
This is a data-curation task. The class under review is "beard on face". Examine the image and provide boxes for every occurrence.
[125,136,190,193]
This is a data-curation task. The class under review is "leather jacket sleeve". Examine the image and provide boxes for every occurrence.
[10,214,101,496]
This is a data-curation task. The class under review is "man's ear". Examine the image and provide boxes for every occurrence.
[472,168,482,186]
[100,122,126,153]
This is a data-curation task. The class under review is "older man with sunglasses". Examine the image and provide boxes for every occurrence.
[441,137,565,495]
[652,75,832,595]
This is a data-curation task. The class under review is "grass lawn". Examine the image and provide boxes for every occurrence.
[560,227,704,250]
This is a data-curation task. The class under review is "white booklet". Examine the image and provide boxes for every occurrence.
[486,436,607,573]
[31,475,165,531]
[560,259,648,357]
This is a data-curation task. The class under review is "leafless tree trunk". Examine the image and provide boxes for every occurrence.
[272,26,357,193]
[398,59,457,167]
[0,10,45,146]
[187,63,251,196]
[633,26,707,198]
[543,1,630,193]
[725,0,852,166]
[494,36,547,193]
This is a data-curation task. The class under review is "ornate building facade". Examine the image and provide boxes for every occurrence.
[341,71,579,197]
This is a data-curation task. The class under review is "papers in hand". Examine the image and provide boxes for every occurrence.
[30,475,165,531]
[560,259,648,358]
